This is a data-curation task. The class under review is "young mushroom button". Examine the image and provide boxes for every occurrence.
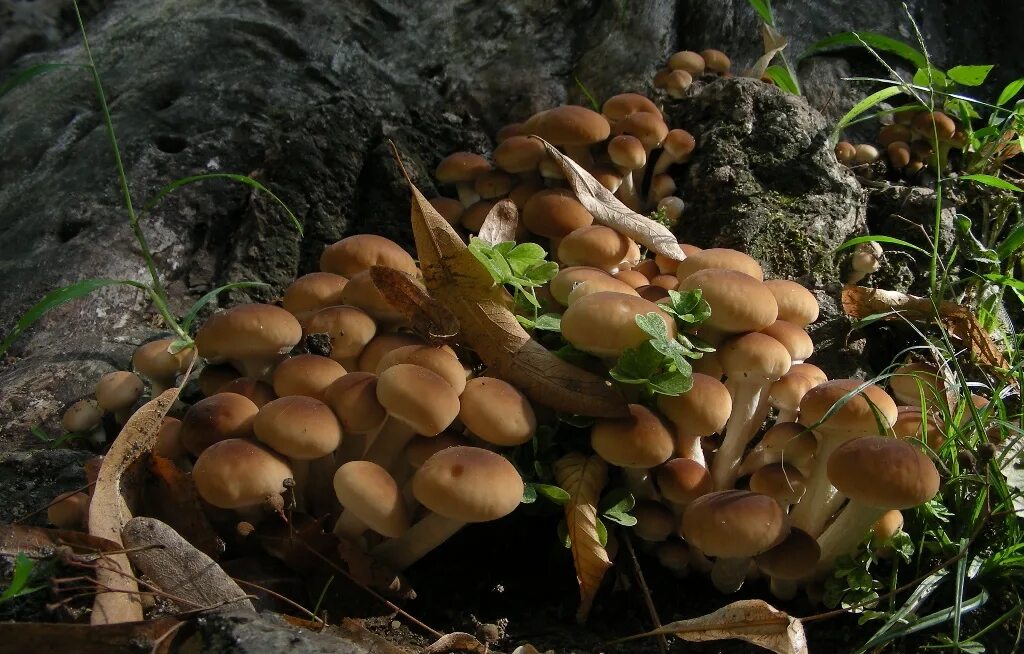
[458,377,536,447]
[193,439,294,510]
[95,371,144,424]
[323,371,386,462]
[763,279,820,327]
[332,461,410,543]
[281,272,349,318]
[271,354,347,400]
[132,338,193,396]
[180,392,259,456]
[677,269,778,338]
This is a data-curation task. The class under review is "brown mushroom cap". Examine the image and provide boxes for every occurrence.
[62,399,103,433]
[889,362,947,408]
[760,320,813,362]
[799,379,899,437]
[460,200,497,232]
[668,50,706,75]
[763,280,819,327]
[657,458,713,504]
[376,344,466,395]
[522,189,595,239]
[549,266,613,306]
[678,269,778,334]
[475,170,514,199]
[911,111,957,141]
[683,490,788,558]
[132,338,192,387]
[377,364,460,436]
[738,421,818,477]
[614,269,650,289]
[525,105,611,146]
[95,371,144,413]
[220,377,277,408]
[700,49,731,74]
[565,277,640,305]
[47,491,90,529]
[272,354,347,400]
[197,364,241,397]
[749,463,806,507]
[302,305,377,364]
[892,406,945,449]
[558,226,639,273]
[323,371,387,435]
[493,136,547,174]
[871,510,905,549]
[406,432,470,468]
[828,436,940,509]
[657,373,732,438]
[281,272,349,317]
[591,404,675,468]
[718,332,792,382]
[458,377,536,447]
[333,461,410,537]
[633,501,676,542]
[429,197,465,227]
[769,372,820,415]
[755,528,820,579]
[561,292,676,359]
[610,112,669,151]
[180,392,259,456]
[195,304,302,363]
[412,446,524,523]
[435,152,492,185]
[154,416,186,460]
[254,395,342,460]
[835,141,857,165]
[193,439,293,509]
[601,93,662,123]
[356,332,426,373]
[339,269,415,325]
[320,234,417,278]
[675,248,764,282]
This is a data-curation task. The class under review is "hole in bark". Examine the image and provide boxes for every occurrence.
[155,135,188,154]
[57,218,91,242]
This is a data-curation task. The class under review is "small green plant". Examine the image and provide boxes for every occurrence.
[467,237,560,329]
[29,426,84,449]
[0,555,45,606]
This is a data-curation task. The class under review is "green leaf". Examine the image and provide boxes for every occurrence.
[634,312,670,340]
[610,341,665,382]
[647,371,693,396]
[0,554,43,603]
[0,63,88,98]
[522,261,559,285]
[180,281,270,333]
[521,484,538,504]
[0,278,145,358]
[947,65,994,87]
[534,484,571,506]
[800,32,927,69]
[746,0,774,26]
[30,426,50,443]
[997,78,1024,106]
[557,519,570,547]
[599,488,636,515]
[960,174,1024,193]
[532,313,562,332]
[663,289,712,326]
[996,223,1024,260]
[605,511,637,527]
[764,65,799,94]
[595,516,609,547]
[836,234,931,256]
[832,86,908,144]
[142,173,303,236]
[913,66,949,89]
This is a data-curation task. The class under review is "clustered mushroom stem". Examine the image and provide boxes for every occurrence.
[652,151,680,176]
[709,556,750,594]
[230,356,282,382]
[332,508,369,542]
[336,432,371,464]
[371,512,465,571]
[710,380,765,491]
[789,439,843,537]
[814,502,885,576]
[455,182,480,208]
[769,577,798,601]
[564,145,594,168]
[615,172,643,211]
[363,416,416,472]
[675,433,706,467]
[622,468,659,501]
[776,408,798,423]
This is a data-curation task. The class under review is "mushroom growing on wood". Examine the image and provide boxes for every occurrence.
[195,304,302,380]
[95,371,144,424]
[332,460,410,545]
[180,392,259,456]
[132,338,193,396]
[193,439,294,510]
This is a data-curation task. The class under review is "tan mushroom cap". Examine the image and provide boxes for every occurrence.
[525,105,610,146]
[323,371,386,435]
[911,111,957,141]
[749,463,806,507]
[272,354,347,400]
[376,344,466,395]
[406,431,470,468]
[799,379,899,437]
[496,122,526,142]
[413,446,524,523]
[637,285,670,302]
[608,134,647,170]
[95,371,144,413]
[871,510,905,549]
[561,292,676,359]
[889,362,947,408]
[195,304,302,362]
[339,269,414,325]
[435,152,492,184]
[682,490,789,558]
[62,399,102,433]
[790,362,828,386]
[132,338,192,387]
[565,277,640,305]
[601,93,662,123]
[657,373,732,438]
[763,279,820,326]
[649,274,678,291]
[460,200,496,232]
[302,305,377,363]
[661,129,696,161]
[633,501,676,542]
[611,111,669,151]
[193,439,293,509]
[282,272,349,317]
[254,395,342,460]
[769,372,820,414]
[522,189,594,239]
[879,124,913,146]
[458,377,536,447]
[333,461,410,537]
[320,234,418,278]
[760,320,814,362]
[429,197,464,227]
[828,436,940,509]
[614,269,650,289]
[657,458,713,504]
[377,364,460,436]
[220,377,277,408]
[47,491,90,530]
[675,248,764,282]
[678,269,778,334]
[549,266,614,306]
[356,332,426,373]
[665,70,693,97]
[154,416,186,460]
[718,332,792,381]
[835,141,857,165]
[180,392,259,456]
[738,422,817,477]
[668,50,706,74]
[494,136,547,174]
[755,528,820,579]
[475,170,514,199]
[892,406,945,449]
[197,364,240,397]
[700,49,731,74]
[591,404,675,468]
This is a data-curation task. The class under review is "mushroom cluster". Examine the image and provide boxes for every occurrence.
[835,109,970,178]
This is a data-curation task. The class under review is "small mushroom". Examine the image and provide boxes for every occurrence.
[193,438,294,510]
[755,527,819,600]
[763,279,819,327]
[657,373,731,465]
[180,392,259,456]
[846,241,883,284]
[271,354,347,400]
[332,461,410,545]
[48,491,90,530]
[132,338,194,396]
[195,304,302,380]
[319,234,418,278]
[95,371,144,424]
[458,377,536,447]
[281,272,349,318]
[323,372,386,462]
[61,399,105,445]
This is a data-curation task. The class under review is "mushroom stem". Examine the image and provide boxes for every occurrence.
[614,171,643,211]
[456,182,480,208]
[622,468,659,501]
[652,151,680,176]
[789,438,844,537]
[710,556,750,594]
[814,501,884,575]
[332,509,369,544]
[769,577,798,601]
[711,380,766,491]
[675,433,706,467]
[371,512,464,571]
[230,356,283,383]
[335,432,370,463]
[564,145,594,168]
[363,416,416,472]
[777,408,798,424]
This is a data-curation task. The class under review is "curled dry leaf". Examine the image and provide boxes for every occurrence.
[747,23,788,79]
[626,599,807,654]
[144,455,221,558]
[534,138,686,261]
[841,285,1009,372]
[553,452,611,623]
[422,632,489,654]
[393,142,628,418]
[0,523,121,557]
[0,616,182,654]
[89,387,182,625]
[477,198,520,245]
[121,517,254,613]
[369,265,460,346]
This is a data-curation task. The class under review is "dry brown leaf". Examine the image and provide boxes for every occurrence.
[553,452,611,623]
[369,265,460,346]
[632,599,807,654]
[747,23,789,79]
[88,386,181,625]
[121,516,254,613]
[422,632,488,654]
[535,138,685,261]
[477,198,519,245]
[394,142,629,418]
[144,455,222,558]
[0,617,181,654]
[0,523,122,556]
[841,285,1009,371]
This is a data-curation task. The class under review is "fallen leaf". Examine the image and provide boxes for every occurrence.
[121,516,254,613]
[621,599,807,654]
[369,265,460,346]
[393,142,629,418]
[840,285,1009,372]
[0,523,121,557]
[143,455,222,558]
[535,138,685,261]
[88,387,182,624]
[477,198,520,245]
[0,617,182,654]
[553,452,611,623]
[747,23,789,79]
[422,632,488,654]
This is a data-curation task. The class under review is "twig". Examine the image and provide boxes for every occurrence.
[230,577,324,627]
[622,533,667,654]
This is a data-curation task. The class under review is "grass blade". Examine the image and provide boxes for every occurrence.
[573,76,600,112]
[179,281,270,333]
[0,63,87,98]
[800,31,927,69]
[837,234,932,256]
[746,0,774,26]
[831,85,907,144]
[996,78,1024,106]
[764,64,799,94]
[0,278,145,357]
[141,173,303,236]
[959,173,1024,193]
